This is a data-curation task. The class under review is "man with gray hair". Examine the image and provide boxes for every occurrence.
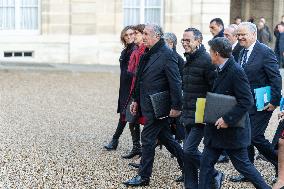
[199,37,271,189]
[164,32,184,78]
[164,32,185,156]
[224,24,243,62]
[123,24,184,186]
[230,21,282,183]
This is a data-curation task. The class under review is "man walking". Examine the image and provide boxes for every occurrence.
[123,24,184,187]
[181,27,222,189]
[230,21,282,183]
[199,37,271,189]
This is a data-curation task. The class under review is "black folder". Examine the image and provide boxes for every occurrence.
[204,92,247,128]
[149,91,170,119]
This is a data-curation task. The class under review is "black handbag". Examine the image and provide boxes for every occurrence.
[149,91,171,119]
[204,92,247,128]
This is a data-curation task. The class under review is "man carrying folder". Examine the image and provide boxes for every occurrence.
[199,37,270,189]
[230,21,282,183]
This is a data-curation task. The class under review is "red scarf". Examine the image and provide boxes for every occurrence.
[128,43,146,74]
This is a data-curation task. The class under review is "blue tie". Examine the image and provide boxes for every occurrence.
[241,49,249,67]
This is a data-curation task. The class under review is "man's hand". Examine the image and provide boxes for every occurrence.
[264,103,276,111]
[130,102,138,115]
[169,109,181,118]
[215,117,229,129]
[278,111,284,121]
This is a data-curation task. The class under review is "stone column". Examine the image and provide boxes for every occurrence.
[273,0,284,27]
[241,0,251,21]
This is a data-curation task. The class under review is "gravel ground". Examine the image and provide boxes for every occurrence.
[0,70,279,188]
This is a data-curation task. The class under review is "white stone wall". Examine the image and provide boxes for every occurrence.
[0,0,231,65]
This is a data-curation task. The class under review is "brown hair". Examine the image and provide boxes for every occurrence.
[133,24,145,34]
[120,25,134,47]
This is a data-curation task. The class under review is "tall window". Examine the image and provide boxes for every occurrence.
[123,0,163,26]
[0,0,39,33]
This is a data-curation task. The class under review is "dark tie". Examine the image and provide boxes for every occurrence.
[241,49,249,68]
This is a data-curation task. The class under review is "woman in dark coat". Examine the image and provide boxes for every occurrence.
[104,26,137,153]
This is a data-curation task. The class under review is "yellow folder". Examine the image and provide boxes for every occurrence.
[195,98,206,123]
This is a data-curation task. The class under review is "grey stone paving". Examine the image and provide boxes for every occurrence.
[0,64,280,188]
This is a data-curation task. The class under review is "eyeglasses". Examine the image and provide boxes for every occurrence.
[181,39,191,43]
[236,33,249,37]
[124,32,134,37]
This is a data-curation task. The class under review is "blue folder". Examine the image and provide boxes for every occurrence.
[254,86,271,111]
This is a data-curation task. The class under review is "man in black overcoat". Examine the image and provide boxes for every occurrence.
[123,24,183,187]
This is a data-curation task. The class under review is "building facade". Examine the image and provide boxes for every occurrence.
[0,0,282,65]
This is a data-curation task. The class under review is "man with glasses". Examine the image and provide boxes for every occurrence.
[180,27,223,189]
[230,21,282,183]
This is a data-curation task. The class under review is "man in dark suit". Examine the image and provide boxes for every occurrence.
[199,37,271,189]
[123,24,183,187]
[224,24,243,62]
[209,18,224,38]
[230,21,282,182]
[209,17,229,163]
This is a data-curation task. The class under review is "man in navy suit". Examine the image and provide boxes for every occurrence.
[123,24,184,187]
[230,21,282,182]
[199,37,271,189]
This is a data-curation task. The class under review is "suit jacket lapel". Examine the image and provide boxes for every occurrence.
[142,53,161,73]
[212,70,227,91]
[212,59,233,91]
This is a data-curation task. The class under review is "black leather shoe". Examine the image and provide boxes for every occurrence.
[212,171,224,189]
[104,139,118,151]
[229,174,249,182]
[123,175,150,186]
[122,149,141,159]
[175,174,184,182]
[217,154,229,163]
[128,162,140,169]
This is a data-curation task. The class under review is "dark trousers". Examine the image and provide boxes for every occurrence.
[138,118,184,179]
[112,118,126,140]
[169,117,185,141]
[113,117,140,147]
[183,124,218,189]
[248,111,278,167]
[272,120,284,150]
[199,146,270,189]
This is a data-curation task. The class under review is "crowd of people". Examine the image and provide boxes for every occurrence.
[104,16,284,189]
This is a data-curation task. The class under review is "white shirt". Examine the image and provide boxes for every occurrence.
[243,41,256,63]
[232,41,238,50]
